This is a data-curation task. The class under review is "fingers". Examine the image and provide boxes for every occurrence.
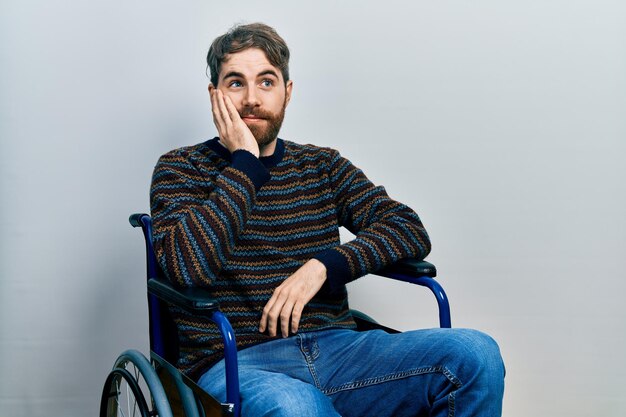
[258,293,274,334]
[210,89,227,136]
[291,301,304,335]
[223,94,241,121]
[213,90,243,127]
[209,90,259,157]
[259,289,295,338]
[215,90,231,127]
[212,90,232,128]
[280,299,294,338]
[258,260,327,338]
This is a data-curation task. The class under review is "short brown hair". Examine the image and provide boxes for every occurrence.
[206,23,290,86]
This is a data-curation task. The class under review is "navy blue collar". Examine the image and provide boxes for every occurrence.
[206,137,285,168]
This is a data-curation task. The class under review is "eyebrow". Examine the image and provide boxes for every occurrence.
[258,69,279,79]
[222,69,280,80]
[222,71,245,80]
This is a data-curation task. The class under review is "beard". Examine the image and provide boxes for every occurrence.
[240,101,286,148]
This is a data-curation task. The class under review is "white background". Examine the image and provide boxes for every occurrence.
[1,1,625,416]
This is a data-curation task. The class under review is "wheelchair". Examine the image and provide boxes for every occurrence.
[100,213,452,417]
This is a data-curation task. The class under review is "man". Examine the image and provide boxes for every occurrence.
[151,22,504,417]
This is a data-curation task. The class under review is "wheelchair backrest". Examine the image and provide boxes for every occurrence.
[129,213,180,363]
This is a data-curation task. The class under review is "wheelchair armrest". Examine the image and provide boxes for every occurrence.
[374,259,451,328]
[376,258,437,279]
[147,277,220,314]
[129,213,149,228]
[147,277,240,414]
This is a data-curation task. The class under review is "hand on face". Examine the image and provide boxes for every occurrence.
[210,88,260,158]
[259,259,327,338]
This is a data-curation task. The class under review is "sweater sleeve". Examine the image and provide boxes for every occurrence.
[150,148,270,288]
[313,149,431,291]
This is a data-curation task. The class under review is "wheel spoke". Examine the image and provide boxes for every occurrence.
[127,381,132,416]
[115,379,127,417]
[101,353,165,417]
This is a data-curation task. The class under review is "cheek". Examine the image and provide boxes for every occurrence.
[220,90,243,108]
[265,92,286,110]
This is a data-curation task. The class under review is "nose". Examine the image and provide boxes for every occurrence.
[242,86,261,107]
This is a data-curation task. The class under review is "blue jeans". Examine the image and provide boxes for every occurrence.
[198,328,505,417]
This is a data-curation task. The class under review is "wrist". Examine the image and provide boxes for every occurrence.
[230,150,271,190]
[308,259,327,280]
[312,249,351,293]
[236,147,260,158]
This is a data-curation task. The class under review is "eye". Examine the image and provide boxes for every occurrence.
[228,80,243,88]
[260,79,274,88]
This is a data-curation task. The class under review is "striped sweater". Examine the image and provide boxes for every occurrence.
[150,137,431,379]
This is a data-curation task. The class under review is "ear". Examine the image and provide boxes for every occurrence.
[208,83,215,95]
[284,80,294,107]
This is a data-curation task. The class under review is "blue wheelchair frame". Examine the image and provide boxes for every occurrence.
[109,213,451,417]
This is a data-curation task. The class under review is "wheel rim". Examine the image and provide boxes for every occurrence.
[101,366,152,417]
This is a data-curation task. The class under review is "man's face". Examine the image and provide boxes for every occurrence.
[210,48,293,147]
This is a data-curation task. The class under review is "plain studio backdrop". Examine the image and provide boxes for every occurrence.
[1,1,624,416]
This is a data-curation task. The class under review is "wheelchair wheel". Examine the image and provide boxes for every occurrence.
[101,368,150,417]
[100,349,173,417]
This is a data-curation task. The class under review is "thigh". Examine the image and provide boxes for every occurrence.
[198,337,340,417]
[199,366,340,417]
[310,328,503,417]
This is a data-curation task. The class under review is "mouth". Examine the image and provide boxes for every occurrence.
[241,116,266,122]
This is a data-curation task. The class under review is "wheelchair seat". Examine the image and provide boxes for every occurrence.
[100,213,451,417]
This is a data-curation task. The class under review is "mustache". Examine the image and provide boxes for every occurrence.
[239,107,275,119]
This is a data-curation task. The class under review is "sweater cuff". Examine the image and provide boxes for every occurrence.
[313,248,352,293]
[231,150,271,191]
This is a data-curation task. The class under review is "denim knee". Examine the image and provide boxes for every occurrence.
[249,388,337,417]
[236,370,340,417]
[452,329,505,383]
